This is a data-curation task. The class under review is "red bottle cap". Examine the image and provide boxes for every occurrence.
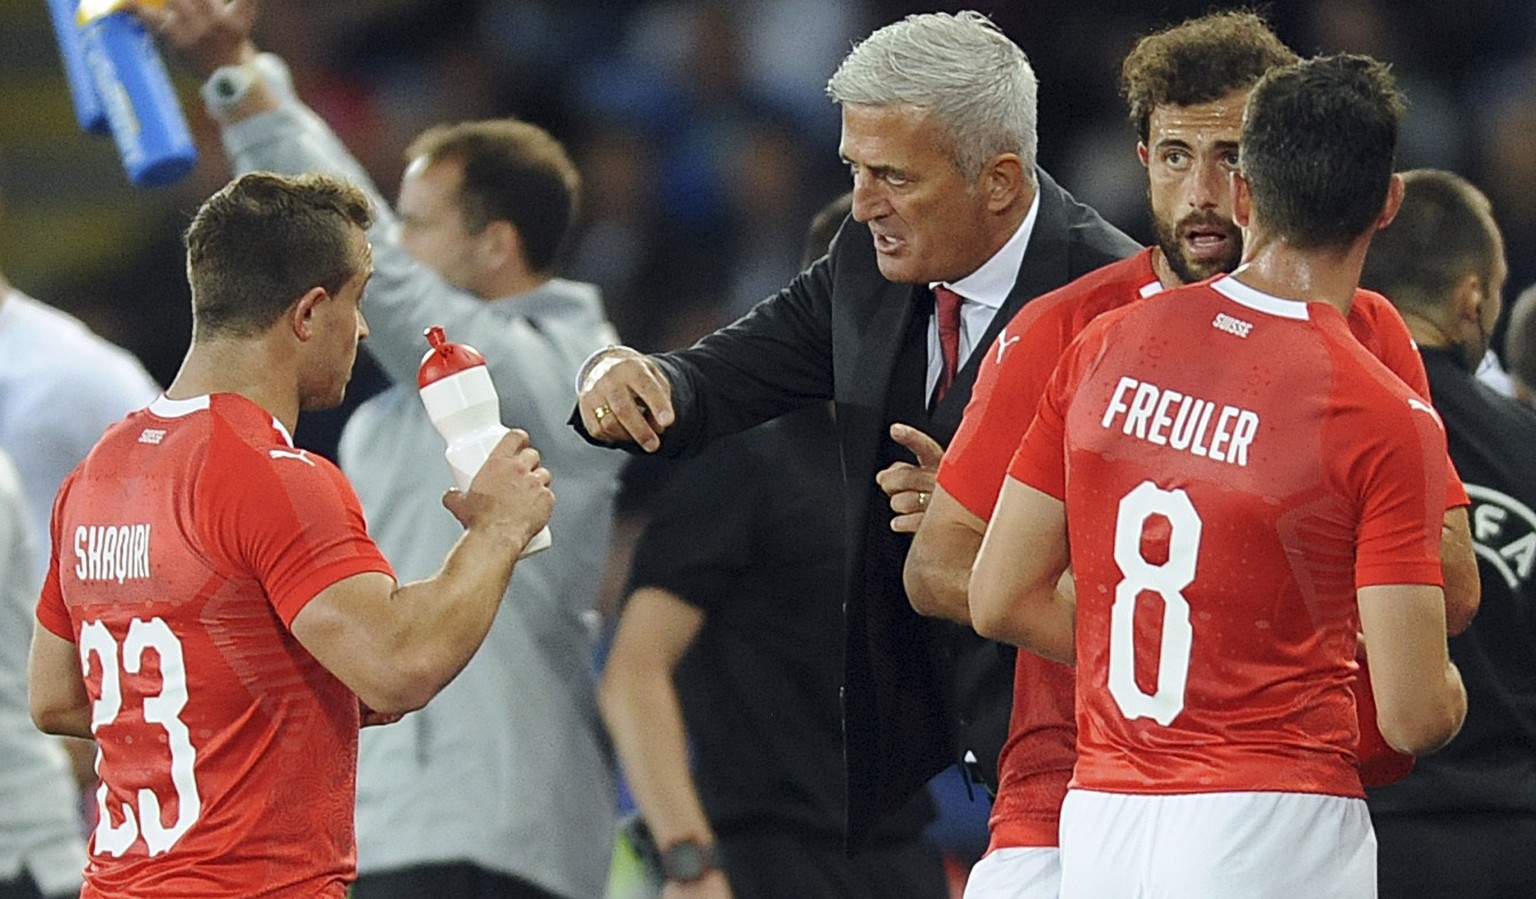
[417,326,487,388]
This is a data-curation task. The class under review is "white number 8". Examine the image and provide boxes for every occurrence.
[79,618,201,857]
[1109,482,1202,726]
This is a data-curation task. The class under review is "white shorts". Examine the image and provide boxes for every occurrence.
[963,846,1061,899]
[1058,789,1376,899]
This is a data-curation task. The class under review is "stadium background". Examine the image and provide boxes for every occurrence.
[1,1,1532,895]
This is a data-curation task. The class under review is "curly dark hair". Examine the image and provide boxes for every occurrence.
[1121,10,1297,143]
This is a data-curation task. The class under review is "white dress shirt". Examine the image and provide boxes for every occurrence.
[926,189,1042,400]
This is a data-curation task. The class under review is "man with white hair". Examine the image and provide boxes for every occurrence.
[574,10,1138,852]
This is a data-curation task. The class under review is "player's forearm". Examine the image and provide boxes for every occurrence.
[907,488,990,623]
[1426,661,1469,753]
[598,664,716,847]
[62,736,97,788]
[1358,583,1467,755]
[28,627,95,739]
[1439,507,1479,635]
[970,583,1076,664]
[31,703,92,740]
[970,481,1074,661]
[969,540,1073,658]
[374,524,522,713]
[1381,660,1467,756]
[905,528,978,624]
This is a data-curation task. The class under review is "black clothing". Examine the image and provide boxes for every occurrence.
[1368,347,1536,897]
[628,407,943,896]
[1374,813,1536,899]
[717,826,947,899]
[0,872,71,899]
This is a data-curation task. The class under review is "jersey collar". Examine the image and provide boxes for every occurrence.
[1210,274,1311,320]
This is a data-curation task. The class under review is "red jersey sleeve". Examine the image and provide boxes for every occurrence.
[941,251,1158,519]
[34,471,77,641]
[1349,290,1469,510]
[1005,319,1113,502]
[1347,388,1449,589]
[201,426,393,627]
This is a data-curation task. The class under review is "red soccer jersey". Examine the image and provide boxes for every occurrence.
[944,250,1163,521]
[35,394,394,898]
[1009,276,1447,798]
[943,260,1463,521]
[939,254,1462,846]
[941,250,1161,847]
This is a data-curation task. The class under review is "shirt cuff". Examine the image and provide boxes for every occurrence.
[573,345,626,394]
[216,53,300,148]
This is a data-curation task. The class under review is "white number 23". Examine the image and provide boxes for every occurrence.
[78,618,201,857]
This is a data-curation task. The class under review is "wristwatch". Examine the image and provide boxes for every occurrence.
[660,838,719,883]
[200,62,257,116]
[200,54,292,121]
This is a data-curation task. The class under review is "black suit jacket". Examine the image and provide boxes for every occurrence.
[608,170,1139,847]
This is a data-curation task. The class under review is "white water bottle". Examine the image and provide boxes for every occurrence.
[417,326,551,558]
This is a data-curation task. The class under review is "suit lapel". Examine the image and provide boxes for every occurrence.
[835,276,923,489]
[969,169,1075,366]
[930,170,1074,434]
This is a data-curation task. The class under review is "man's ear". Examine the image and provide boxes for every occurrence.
[1137,141,1150,168]
[981,153,1026,213]
[1375,173,1406,230]
[1451,271,1484,332]
[289,286,328,342]
[1231,170,1253,228]
[476,219,523,271]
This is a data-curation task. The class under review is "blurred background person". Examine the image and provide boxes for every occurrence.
[144,2,625,897]
[0,188,160,588]
[1360,167,1536,899]
[0,448,82,899]
[1502,283,1536,407]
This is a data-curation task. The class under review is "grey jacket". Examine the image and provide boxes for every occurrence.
[220,55,621,899]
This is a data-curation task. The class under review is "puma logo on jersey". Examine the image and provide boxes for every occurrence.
[1212,312,1253,338]
[269,448,315,467]
[995,332,1021,364]
[74,524,151,584]
[1467,484,1536,589]
[1101,376,1260,466]
[1407,397,1443,426]
[138,429,166,445]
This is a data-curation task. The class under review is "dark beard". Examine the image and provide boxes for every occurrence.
[1152,210,1243,285]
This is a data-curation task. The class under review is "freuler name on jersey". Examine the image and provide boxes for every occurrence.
[1101,375,1260,466]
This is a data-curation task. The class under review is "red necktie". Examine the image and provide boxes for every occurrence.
[933,285,964,404]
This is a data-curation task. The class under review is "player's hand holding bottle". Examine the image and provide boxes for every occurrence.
[441,429,554,558]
